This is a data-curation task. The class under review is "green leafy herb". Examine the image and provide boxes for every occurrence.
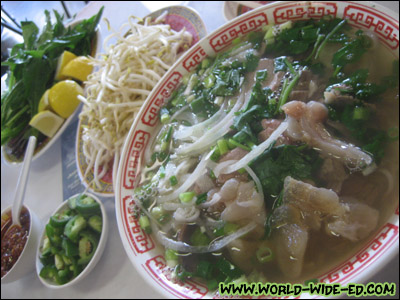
[328,103,388,162]
[265,17,349,57]
[1,7,103,158]
[250,143,322,203]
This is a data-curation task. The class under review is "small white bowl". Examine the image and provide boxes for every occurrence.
[1,204,42,284]
[35,192,108,289]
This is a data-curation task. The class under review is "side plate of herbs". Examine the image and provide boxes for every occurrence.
[1,7,103,164]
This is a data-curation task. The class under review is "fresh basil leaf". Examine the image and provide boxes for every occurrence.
[21,21,39,50]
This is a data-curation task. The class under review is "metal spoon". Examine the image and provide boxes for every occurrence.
[11,136,37,227]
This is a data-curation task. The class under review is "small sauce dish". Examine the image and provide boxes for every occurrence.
[1,204,42,283]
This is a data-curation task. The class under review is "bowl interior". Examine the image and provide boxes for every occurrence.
[116,1,399,298]
[36,193,108,289]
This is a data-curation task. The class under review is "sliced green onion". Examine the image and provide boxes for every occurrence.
[164,126,173,142]
[139,215,152,234]
[284,57,296,75]
[305,33,325,63]
[353,106,370,120]
[232,37,241,45]
[237,168,247,174]
[161,141,169,152]
[169,176,178,186]
[190,227,210,246]
[161,113,170,124]
[196,193,208,205]
[201,58,211,69]
[204,73,215,88]
[179,192,196,203]
[223,222,239,235]
[277,72,301,113]
[209,170,216,180]
[279,20,293,31]
[151,206,163,220]
[165,248,178,261]
[210,145,221,162]
[182,73,191,84]
[217,139,229,156]
[228,138,251,151]
[264,26,275,40]
[245,140,256,150]
[214,96,224,106]
[165,249,179,267]
[158,165,166,179]
[256,246,274,263]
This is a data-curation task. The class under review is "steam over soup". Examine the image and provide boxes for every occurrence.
[132,17,399,286]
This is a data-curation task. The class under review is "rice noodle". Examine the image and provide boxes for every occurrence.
[78,14,192,189]
[213,160,238,178]
[176,93,246,156]
[156,222,256,253]
[243,165,265,201]
[173,206,200,223]
[199,192,222,209]
[221,121,288,174]
[157,152,210,203]
[174,102,228,140]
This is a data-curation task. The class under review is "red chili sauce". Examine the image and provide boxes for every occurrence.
[1,207,30,278]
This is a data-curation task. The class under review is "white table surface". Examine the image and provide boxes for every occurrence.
[1,1,399,299]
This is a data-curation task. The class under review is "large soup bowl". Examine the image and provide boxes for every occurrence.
[116,1,399,298]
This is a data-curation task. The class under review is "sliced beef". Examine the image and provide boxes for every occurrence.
[282,100,373,169]
[247,58,284,92]
[319,157,349,194]
[323,84,355,105]
[326,199,379,242]
[258,118,292,144]
[289,69,325,102]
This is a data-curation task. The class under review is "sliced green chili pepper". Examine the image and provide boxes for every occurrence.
[69,258,81,277]
[56,268,70,285]
[46,223,62,246]
[62,254,73,266]
[61,238,79,257]
[54,253,65,270]
[256,246,274,263]
[41,236,52,257]
[68,195,78,209]
[39,265,58,280]
[77,231,99,265]
[64,215,87,242]
[88,215,102,233]
[39,254,53,266]
[76,196,101,216]
[50,212,72,228]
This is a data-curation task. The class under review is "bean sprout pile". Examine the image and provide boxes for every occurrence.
[78,13,193,188]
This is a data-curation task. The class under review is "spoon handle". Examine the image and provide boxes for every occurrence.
[12,136,37,226]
